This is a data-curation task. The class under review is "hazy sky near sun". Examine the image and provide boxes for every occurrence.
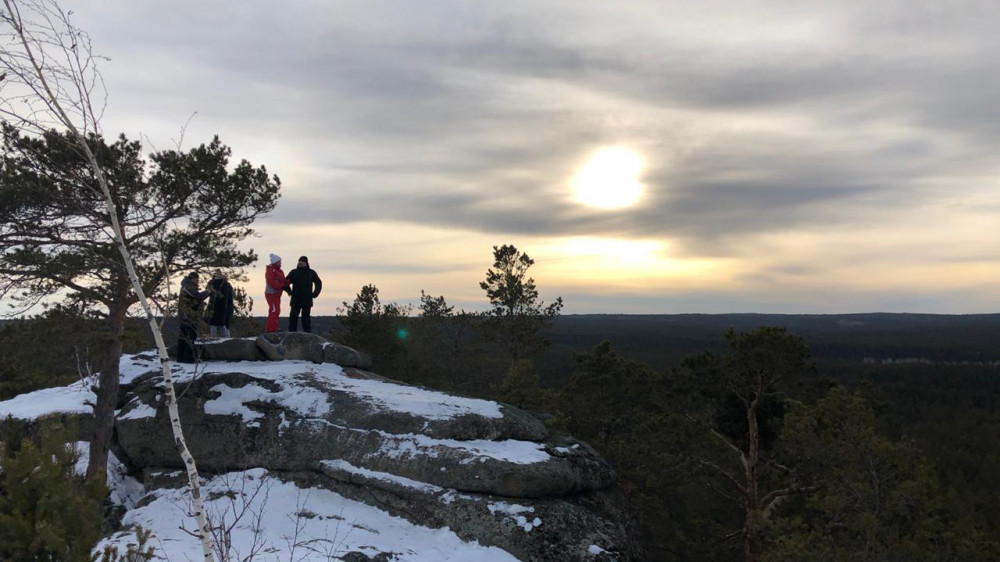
[62,0,1000,314]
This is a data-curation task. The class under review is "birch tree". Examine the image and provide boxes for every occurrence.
[0,1,278,558]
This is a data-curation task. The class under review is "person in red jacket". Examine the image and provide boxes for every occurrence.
[264,253,288,332]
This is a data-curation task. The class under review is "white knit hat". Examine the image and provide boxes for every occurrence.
[269,253,281,264]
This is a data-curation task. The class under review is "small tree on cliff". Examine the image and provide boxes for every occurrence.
[479,244,562,368]
[337,284,411,373]
[1,1,277,556]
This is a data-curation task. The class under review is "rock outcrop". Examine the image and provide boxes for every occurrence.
[4,335,641,561]
[193,332,372,369]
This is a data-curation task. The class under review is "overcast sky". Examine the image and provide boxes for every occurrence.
[60,0,1000,314]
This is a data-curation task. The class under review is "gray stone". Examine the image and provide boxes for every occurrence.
[196,337,267,361]
[255,334,284,360]
[181,332,371,369]
[115,371,606,497]
[339,553,393,562]
[104,351,640,561]
[258,332,371,368]
[292,465,641,562]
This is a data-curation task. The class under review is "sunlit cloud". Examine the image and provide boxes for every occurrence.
[11,0,990,315]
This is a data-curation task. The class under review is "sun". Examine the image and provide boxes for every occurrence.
[572,147,645,210]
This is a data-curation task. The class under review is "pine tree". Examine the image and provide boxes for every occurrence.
[0,422,104,561]
[479,244,563,367]
[337,284,411,373]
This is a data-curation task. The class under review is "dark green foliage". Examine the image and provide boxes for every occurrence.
[0,123,280,479]
[0,124,280,316]
[553,341,708,560]
[0,305,145,400]
[496,359,546,410]
[479,244,563,366]
[769,387,992,562]
[335,284,412,372]
[403,292,482,391]
[0,422,105,561]
[93,526,157,562]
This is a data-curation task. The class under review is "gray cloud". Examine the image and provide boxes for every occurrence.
[55,0,1000,312]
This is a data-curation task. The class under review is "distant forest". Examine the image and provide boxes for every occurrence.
[298,310,1000,368]
[3,311,999,561]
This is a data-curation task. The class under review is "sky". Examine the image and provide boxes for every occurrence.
[38,1,1000,314]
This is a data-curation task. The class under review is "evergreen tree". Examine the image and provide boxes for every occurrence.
[337,284,411,374]
[479,244,563,367]
[679,327,813,562]
[769,387,993,562]
[0,125,280,480]
[405,291,472,390]
[554,341,698,561]
[0,422,104,561]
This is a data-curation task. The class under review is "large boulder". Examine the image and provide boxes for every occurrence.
[4,347,641,561]
[116,368,609,498]
[191,332,372,369]
[258,331,372,369]
[196,337,267,361]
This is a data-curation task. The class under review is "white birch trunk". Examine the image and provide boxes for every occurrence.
[1,1,215,558]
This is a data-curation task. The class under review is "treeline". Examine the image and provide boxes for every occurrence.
[328,311,1000,560]
[315,256,1000,560]
[4,245,1000,560]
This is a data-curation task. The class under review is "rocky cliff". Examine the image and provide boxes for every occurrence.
[0,333,641,561]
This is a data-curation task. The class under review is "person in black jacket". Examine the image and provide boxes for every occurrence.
[284,255,322,333]
[206,270,235,338]
[177,271,210,363]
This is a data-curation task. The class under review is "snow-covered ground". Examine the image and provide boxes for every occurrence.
[98,468,522,562]
[0,353,552,561]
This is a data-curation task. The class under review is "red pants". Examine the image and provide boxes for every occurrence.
[265,292,282,332]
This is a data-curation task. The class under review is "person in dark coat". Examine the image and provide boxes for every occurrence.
[206,269,235,338]
[284,255,322,333]
[177,271,210,363]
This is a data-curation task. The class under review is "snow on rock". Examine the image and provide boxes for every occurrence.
[0,379,93,420]
[321,369,504,420]
[117,401,157,421]
[3,346,639,562]
[488,502,543,532]
[373,430,551,465]
[97,469,521,562]
[322,459,444,494]
[72,442,145,509]
[121,352,502,421]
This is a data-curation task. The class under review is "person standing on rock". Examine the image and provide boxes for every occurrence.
[177,271,211,363]
[284,255,322,333]
[206,269,235,338]
[264,254,288,333]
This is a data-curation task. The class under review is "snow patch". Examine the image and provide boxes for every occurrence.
[117,401,157,421]
[489,502,543,532]
[205,383,269,426]
[95,469,520,561]
[375,431,551,465]
[119,351,499,423]
[0,380,93,420]
[322,459,443,494]
[73,442,145,509]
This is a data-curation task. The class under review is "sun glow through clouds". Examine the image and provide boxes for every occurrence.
[572,147,645,210]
